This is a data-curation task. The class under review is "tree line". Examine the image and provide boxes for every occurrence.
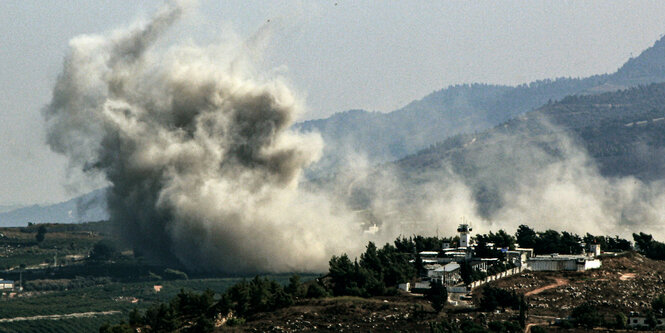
[100,227,665,331]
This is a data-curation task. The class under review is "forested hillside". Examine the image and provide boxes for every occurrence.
[297,35,665,177]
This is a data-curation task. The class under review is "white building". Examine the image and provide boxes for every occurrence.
[0,280,14,290]
[427,262,462,286]
[526,254,601,272]
[589,243,601,257]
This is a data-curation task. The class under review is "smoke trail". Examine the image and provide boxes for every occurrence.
[44,2,367,273]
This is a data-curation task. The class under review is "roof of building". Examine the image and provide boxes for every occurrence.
[528,254,597,261]
[443,251,467,256]
[443,262,460,272]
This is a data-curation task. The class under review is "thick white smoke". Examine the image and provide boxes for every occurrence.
[44,2,665,274]
[43,2,372,273]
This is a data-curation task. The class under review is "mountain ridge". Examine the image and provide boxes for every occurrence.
[296,34,665,178]
[0,188,108,227]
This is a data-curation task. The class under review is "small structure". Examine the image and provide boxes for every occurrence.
[427,262,461,286]
[397,282,410,292]
[470,258,498,272]
[589,243,601,257]
[419,251,440,264]
[628,314,665,329]
[0,280,14,290]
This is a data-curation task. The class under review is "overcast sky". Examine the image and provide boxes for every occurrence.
[2,0,665,205]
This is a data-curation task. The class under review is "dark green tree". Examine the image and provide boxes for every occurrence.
[634,232,654,253]
[571,303,601,329]
[305,282,330,298]
[536,230,561,254]
[560,232,583,254]
[360,242,382,274]
[328,254,356,296]
[646,311,658,330]
[285,274,306,298]
[480,286,520,312]
[35,225,47,243]
[427,280,448,313]
[128,308,142,326]
[519,295,528,329]
[487,230,516,249]
[89,240,118,261]
[515,225,537,248]
[460,260,473,285]
[652,294,665,316]
[614,313,628,329]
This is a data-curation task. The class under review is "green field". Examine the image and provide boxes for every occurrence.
[0,222,318,332]
[0,314,126,333]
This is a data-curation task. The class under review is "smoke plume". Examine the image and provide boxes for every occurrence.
[43,2,369,273]
[44,2,665,274]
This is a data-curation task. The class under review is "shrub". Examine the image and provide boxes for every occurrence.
[530,326,547,333]
[571,303,601,329]
[480,286,519,312]
[89,240,118,261]
[226,317,245,326]
[427,280,447,313]
[306,282,330,298]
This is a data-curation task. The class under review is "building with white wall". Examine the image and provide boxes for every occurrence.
[0,280,14,290]
[526,254,601,271]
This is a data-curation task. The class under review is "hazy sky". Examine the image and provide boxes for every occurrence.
[2,0,665,205]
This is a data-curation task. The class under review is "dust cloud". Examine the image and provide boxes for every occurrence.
[44,2,665,273]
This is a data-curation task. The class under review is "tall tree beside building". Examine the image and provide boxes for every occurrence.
[427,280,447,313]
[515,225,537,248]
[35,225,47,243]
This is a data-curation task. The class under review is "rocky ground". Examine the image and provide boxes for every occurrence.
[487,252,665,317]
[219,252,665,332]
[218,295,442,332]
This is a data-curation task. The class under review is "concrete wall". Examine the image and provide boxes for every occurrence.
[469,267,523,290]
[447,286,468,293]
[527,258,601,271]
[527,259,576,271]
[584,259,601,270]
[628,317,665,328]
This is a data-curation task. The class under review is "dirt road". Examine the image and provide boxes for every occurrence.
[525,277,569,296]
[0,310,121,323]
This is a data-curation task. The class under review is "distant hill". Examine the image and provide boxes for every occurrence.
[0,204,25,214]
[297,35,665,177]
[0,188,108,227]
